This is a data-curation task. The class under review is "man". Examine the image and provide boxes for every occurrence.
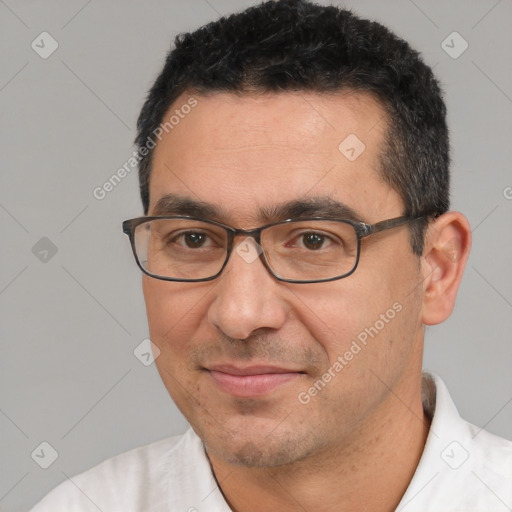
[31,0,512,510]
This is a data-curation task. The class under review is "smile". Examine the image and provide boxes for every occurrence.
[207,365,303,397]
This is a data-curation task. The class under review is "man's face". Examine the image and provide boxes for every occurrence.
[144,91,425,467]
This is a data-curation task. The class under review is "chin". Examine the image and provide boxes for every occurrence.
[200,421,317,468]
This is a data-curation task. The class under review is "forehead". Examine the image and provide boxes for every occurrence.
[149,91,402,224]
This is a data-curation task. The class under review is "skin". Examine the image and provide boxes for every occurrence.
[143,91,471,511]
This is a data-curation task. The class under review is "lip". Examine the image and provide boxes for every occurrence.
[207,365,303,397]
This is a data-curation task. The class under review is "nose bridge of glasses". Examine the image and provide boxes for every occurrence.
[225,227,264,261]
[218,225,276,283]
[230,226,262,244]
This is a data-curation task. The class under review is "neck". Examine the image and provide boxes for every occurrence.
[207,372,430,512]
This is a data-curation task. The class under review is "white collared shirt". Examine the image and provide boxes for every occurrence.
[31,374,512,511]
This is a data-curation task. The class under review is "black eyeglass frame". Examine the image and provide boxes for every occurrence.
[122,215,425,284]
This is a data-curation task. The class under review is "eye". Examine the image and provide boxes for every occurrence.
[284,230,337,251]
[173,231,212,249]
[185,232,207,248]
[301,232,326,250]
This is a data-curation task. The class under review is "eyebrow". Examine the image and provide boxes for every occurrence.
[151,194,366,224]
[260,197,365,223]
[152,194,222,218]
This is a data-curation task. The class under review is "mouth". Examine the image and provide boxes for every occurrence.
[206,364,304,398]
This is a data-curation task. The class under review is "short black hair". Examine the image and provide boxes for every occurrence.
[135,0,449,255]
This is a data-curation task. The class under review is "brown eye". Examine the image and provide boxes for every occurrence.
[302,233,325,250]
[183,232,208,248]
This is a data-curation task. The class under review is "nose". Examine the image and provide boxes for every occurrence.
[207,238,288,340]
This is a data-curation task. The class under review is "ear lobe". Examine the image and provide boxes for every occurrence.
[421,212,471,326]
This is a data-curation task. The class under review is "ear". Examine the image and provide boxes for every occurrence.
[420,212,471,326]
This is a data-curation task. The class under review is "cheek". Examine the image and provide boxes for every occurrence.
[142,277,211,355]
[289,281,380,360]
[143,278,212,416]
[289,261,420,366]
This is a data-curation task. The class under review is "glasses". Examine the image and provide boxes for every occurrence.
[122,215,423,284]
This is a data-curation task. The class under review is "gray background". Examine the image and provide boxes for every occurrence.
[1,1,511,510]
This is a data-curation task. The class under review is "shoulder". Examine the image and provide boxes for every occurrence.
[431,372,512,489]
[399,373,512,511]
[433,413,512,511]
[30,433,188,512]
[432,373,512,479]
[464,418,512,485]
